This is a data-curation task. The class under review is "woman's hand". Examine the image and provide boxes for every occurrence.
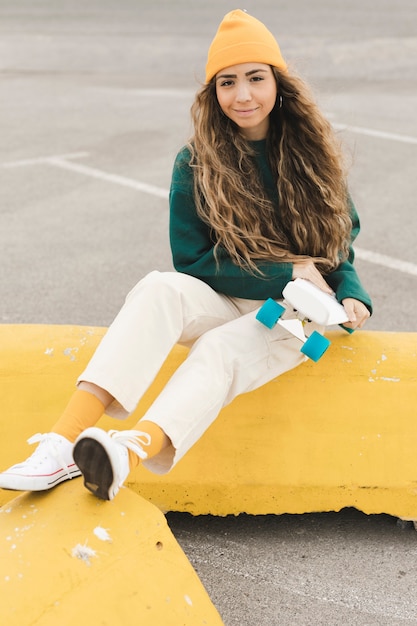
[292,259,333,294]
[341,298,370,330]
[292,260,370,329]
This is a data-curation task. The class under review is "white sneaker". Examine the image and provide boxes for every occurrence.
[0,433,81,491]
[73,427,150,501]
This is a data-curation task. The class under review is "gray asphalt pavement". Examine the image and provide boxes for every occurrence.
[1,1,417,624]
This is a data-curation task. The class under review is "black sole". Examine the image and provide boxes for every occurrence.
[73,437,114,500]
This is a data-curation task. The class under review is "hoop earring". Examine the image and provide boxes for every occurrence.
[279,95,283,109]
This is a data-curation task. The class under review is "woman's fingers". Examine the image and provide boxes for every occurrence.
[292,260,333,294]
[342,298,370,329]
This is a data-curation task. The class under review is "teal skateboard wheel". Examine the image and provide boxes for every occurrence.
[301,331,331,361]
[256,298,285,329]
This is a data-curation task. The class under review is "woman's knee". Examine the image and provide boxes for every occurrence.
[125,272,225,319]
[125,271,180,303]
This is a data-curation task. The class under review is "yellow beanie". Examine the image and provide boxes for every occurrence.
[205,9,287,83]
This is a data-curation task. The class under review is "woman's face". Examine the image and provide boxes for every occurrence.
[215,62,277,140]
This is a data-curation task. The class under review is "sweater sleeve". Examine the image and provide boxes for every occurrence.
[326,198,373,313]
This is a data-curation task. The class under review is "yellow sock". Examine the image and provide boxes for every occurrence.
[127,420,170,469]
[51,390,105,443]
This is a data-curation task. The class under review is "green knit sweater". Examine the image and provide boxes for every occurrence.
[169,140,372,313]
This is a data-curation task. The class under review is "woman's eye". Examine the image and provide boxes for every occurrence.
[250,75,263,82]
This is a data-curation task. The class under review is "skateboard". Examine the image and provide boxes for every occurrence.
[256,278,350,361]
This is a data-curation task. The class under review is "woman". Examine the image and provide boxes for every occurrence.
[0,10,371,501]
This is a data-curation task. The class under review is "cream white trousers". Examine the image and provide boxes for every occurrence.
[78,271,318,473]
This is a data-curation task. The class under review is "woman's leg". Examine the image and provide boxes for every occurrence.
[73,305,316,500]
[75,270,243,418]
[51,383,113,442]
[0,271,240,492]
[137,305,311,474]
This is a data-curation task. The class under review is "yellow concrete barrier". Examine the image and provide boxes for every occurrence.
[0,324,416,519]
[0,479,223,626]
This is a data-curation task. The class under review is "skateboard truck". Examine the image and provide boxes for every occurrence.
[256,278,350,362]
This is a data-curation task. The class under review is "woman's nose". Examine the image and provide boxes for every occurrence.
[236,82,252,102]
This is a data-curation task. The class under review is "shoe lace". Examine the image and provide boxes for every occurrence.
[27,433,72,479]
[108,430,151,460]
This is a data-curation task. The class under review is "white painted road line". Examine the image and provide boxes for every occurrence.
[2,153,170,200]
[333,123,417,145]
[3,152,90,167]
[47,157,170,200]
[355,248,417,276]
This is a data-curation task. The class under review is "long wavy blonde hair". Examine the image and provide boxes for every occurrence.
[188,67,352,274]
